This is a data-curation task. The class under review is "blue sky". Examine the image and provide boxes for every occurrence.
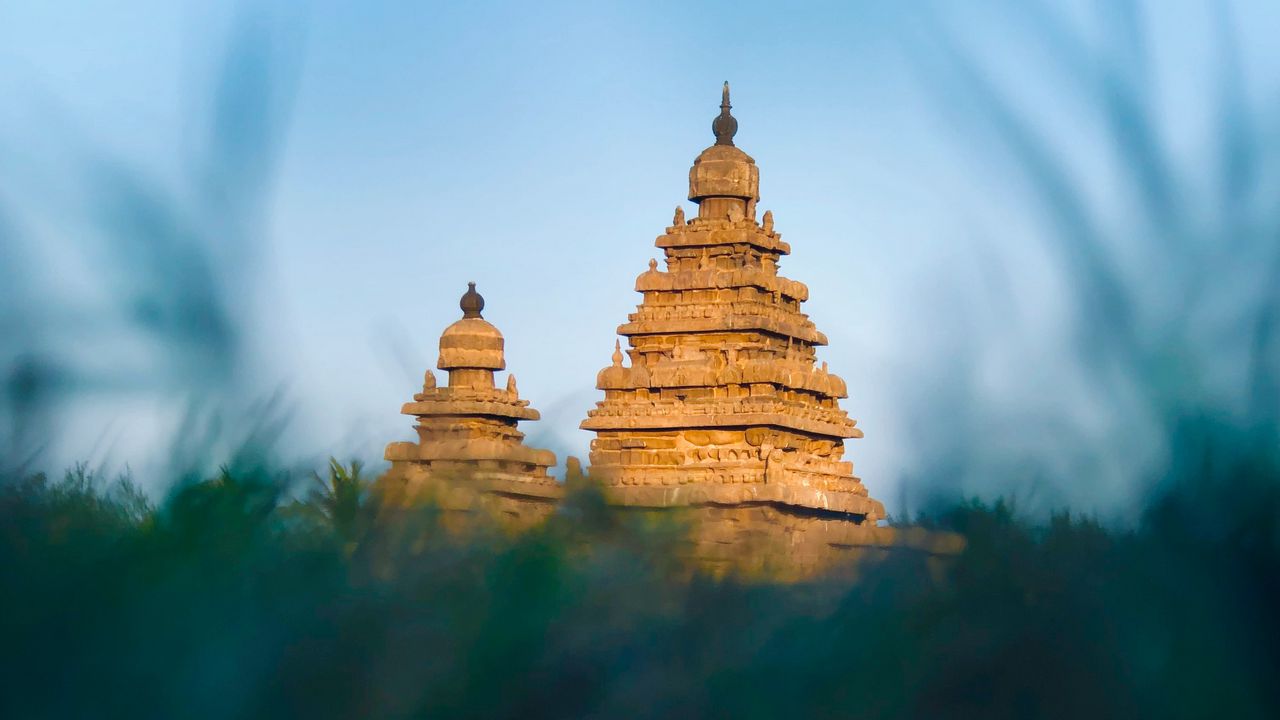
[3,0,1279,515]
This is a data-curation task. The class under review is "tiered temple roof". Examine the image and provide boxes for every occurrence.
[581,83,885,523]
[384,283,560,520]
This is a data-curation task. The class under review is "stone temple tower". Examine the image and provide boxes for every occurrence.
[384,283,561,524]
[581,83,886,531]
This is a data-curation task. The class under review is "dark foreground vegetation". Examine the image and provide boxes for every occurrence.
[2,420,1278,719]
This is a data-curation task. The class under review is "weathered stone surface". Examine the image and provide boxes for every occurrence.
[677,504,963,582]
[382,283,560,522]
[581,84,887,526]
[376,87,953,581]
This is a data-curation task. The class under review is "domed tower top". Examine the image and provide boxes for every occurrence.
[712,80,738,146]
[689,82,760,220]
[438,282,505,384]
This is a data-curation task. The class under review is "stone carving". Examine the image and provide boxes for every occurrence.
[581,85,886,524]
[377,86,947,580]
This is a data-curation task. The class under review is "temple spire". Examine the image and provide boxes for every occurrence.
[384,287,559,519]
[712,81,737,146]
[582,86,886,532]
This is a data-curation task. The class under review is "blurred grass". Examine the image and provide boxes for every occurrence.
[896,0,1280,513]
[1,436,1277,719]
[0,6,300,480]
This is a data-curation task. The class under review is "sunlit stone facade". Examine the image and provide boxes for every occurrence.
[581,83,886,527]
[383,283,560,525]
[380,88,957,578]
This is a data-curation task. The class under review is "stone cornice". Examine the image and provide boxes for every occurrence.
[634,267,809,301]
[402,400,540,422]
[657,222,790,254]
[601,482,883,517]
[618,310,828,345]
[581,407,861,439]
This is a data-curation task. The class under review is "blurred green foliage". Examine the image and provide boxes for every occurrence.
[2,423,1277,719]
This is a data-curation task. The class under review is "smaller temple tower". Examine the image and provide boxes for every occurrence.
[383,283,560,524]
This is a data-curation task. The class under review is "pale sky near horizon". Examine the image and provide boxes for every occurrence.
[3,0,1279,515]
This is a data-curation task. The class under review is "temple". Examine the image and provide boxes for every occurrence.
[382,283,561,525]
[379,88,958,579]
[578,84,903,576]
[581,83,884,518]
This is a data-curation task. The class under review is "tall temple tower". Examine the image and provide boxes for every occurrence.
[581,83,885,527]
[384,283,561,524]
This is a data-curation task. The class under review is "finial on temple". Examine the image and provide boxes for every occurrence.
[460,281,484,319]
[712,81,738,146]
